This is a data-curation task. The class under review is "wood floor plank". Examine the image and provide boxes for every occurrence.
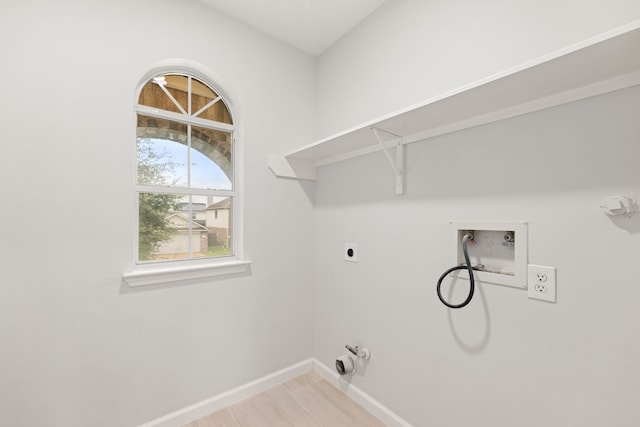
[183,408,238,427]
[180,373,385,427]
[184,415,211,427]
[194,417,212,427]
[206,408,239,426]
[263,385,321,426]
[282,370,324,393]
[230,384,320,427]
[291,379,385,426]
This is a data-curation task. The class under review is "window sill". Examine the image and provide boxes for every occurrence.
[122,259,252,287]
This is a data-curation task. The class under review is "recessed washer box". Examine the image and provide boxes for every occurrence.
[450,221,528,289]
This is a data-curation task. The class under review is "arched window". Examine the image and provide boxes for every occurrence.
[134,64,238,264]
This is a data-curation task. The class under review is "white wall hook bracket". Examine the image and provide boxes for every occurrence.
[370,127,404,195]
[600,195,638,216]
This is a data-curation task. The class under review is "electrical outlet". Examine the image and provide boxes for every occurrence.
[344,243,358,262]
[528,265,556,302]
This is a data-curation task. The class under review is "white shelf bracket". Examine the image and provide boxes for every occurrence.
[267,154,316,181]
[371,127,404,195]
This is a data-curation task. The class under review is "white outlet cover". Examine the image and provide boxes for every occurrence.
[528,264,556,302]
[344,243,358,262]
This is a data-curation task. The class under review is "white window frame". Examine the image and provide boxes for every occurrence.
[123,59,250,287]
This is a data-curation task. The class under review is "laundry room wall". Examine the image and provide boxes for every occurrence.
[0,1,316,426]
[312,1,640,425]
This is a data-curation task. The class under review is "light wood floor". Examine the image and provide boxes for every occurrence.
[183,371,385,426]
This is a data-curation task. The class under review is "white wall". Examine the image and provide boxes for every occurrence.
[0,1,315,426]
[314,86,640,426]
[313,1,640,425]
[316,0,640,137]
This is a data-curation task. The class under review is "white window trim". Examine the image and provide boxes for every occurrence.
[122,59,250,287]
[122,259,251,287]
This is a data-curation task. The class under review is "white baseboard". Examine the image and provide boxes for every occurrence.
[138,358,412,427]
[138,359,314,427]
[312,359,413,427]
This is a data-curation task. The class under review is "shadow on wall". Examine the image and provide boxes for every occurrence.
[445,278,491,354]
[313,87,640,207]
[605,214,640,234]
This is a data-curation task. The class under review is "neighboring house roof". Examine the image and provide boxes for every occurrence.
[165,213,209,230]
[177,202,208,212]
[207,198,231,210]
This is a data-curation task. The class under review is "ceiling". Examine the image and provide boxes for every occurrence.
[198,0,388,56]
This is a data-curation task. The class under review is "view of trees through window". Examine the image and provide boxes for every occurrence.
[136,73,235,262]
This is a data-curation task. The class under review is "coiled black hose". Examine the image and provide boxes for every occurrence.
[436,233,479,309]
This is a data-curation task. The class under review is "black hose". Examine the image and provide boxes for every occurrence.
[436,234,478,309]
